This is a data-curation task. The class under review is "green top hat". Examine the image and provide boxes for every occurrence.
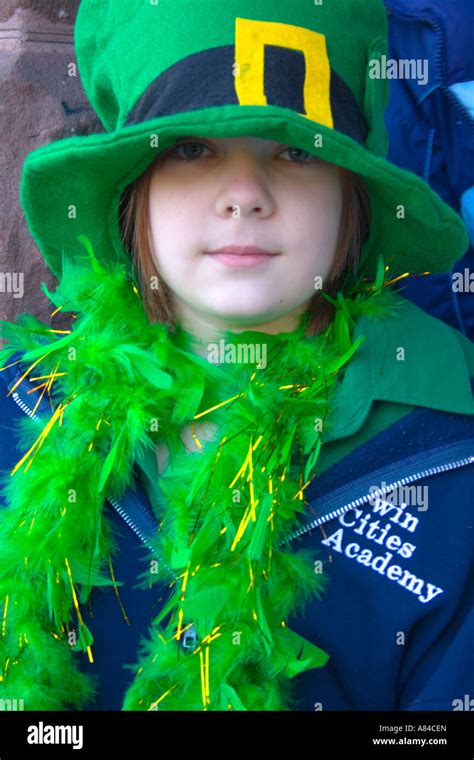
[19,0,468,281]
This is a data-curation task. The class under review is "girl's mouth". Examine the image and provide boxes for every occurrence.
[205,246,279,268]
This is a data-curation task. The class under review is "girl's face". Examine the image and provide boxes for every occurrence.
[147,135,342,337]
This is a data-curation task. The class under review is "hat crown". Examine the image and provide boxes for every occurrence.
[74,0,389,154]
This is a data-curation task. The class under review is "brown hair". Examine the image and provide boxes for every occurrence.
[119,160,371,335]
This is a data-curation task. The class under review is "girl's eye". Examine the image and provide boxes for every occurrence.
[168,141,319,164]
[278,146,318,163]
[171,141,213,160]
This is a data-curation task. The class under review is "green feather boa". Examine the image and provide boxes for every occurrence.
[0,237,399,710]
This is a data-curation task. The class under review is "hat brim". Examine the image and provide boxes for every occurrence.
[20,104,468,282]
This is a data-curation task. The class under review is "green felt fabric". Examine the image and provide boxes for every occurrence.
[18,0,468,283]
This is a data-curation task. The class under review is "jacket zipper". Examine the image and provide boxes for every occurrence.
[9,390,40,420]
[279,455,474,546]
[106,495,157,554]
[7,383,178,578]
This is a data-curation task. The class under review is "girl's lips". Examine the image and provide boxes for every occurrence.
[205,246,279,268]
[207,253,276,267]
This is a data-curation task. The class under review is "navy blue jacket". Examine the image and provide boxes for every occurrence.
[1,347,473,711]
[385,0,474,339]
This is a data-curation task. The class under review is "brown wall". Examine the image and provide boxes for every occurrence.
[0,0,103,330]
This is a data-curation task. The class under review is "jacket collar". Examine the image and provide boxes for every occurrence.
[326,295,474,441]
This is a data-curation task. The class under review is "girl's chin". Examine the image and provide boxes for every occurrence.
[199,293,284,315]
[204,305,280,321]
[205,312,289,331]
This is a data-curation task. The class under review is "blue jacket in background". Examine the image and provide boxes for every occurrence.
[385,0,474,340]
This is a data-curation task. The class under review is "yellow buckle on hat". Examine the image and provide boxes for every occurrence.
[234,16,334,128]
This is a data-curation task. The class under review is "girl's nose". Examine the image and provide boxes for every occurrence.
[215,167,274,219]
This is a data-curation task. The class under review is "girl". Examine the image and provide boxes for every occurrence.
[0,0,473,711]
